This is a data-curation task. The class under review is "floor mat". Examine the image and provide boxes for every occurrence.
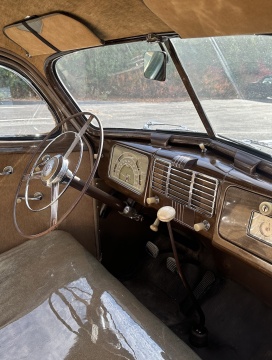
[123,253,272,360]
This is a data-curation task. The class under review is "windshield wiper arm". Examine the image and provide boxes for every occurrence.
[143,120,194,132]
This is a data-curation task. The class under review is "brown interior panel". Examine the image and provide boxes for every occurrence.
[0,149,97,256]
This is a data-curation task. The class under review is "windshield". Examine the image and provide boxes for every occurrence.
[55,40,206,133]
[55,35,272,158]
[171,35,272,157]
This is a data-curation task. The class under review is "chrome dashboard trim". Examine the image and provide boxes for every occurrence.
[151,157,219,218]
[171,200,194,230]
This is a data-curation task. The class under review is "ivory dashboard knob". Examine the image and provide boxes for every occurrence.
[199,143,207,152]
[194,222,206,232]
[194,220,210,232]
[259,202,272,216]
[146,196,159,205]
[157,206,176,222]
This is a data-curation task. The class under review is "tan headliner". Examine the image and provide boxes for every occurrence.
[1,0,272,73]
[0,0,170,72]
[144,0,272,38]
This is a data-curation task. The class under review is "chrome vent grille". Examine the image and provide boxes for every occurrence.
[191,173,218,215]
[152,158,218,217]
[168,167,192,203]
[151,158,170,196]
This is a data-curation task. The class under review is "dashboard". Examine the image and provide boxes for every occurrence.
[99,140,272,276]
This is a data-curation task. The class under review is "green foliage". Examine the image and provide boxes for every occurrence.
[57,41,188,101]
[57,35,272,102]
[173,35,272,99]
[0,67,38,100]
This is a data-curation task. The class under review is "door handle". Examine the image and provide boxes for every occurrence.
[0,166,13,175]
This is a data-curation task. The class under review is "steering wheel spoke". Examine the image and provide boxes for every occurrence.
[31,170,43,179]
[64,115,94,160]
[50,182,59,227]
[23,171,42,181]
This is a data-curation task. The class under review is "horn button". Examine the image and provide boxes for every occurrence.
[41,155,69,186]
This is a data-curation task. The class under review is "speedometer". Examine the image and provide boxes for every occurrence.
[109,145,149,194]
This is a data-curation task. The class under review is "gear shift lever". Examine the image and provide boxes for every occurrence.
[150,206,176,231]
[151,206,208,347]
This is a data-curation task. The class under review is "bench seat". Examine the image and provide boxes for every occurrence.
[0,230,200,360]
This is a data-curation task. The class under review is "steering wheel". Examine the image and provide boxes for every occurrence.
[14,112,103,238]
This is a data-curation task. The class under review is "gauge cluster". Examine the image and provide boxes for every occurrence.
[109,144,149,194]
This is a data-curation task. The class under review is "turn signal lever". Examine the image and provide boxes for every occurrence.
[150,206,208,347]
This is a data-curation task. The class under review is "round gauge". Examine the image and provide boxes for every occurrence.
[109,145,149,194]
[249,211,272,244]
[115,156,140,187]
[259,220,272,237]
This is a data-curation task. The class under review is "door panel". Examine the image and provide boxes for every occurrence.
[0,147,98,256]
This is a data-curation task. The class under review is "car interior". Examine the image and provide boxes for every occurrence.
[1,1,272,359]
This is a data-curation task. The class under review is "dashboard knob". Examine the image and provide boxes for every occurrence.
[199,143,207,153]
[259,202,272,216]
[194,220,210,232]
[146,196,159,205]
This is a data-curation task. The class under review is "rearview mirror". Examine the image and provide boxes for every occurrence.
[144,51,167,81]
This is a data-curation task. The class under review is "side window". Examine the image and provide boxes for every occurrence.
[0,66,56,137]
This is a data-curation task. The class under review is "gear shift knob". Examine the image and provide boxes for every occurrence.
[150,206,176,231]
[157,206,176,222]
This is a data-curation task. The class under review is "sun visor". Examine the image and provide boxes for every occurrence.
[143,0,272,38]
[3,13,102,56]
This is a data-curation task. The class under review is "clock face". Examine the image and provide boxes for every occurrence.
[248,211,272,245]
